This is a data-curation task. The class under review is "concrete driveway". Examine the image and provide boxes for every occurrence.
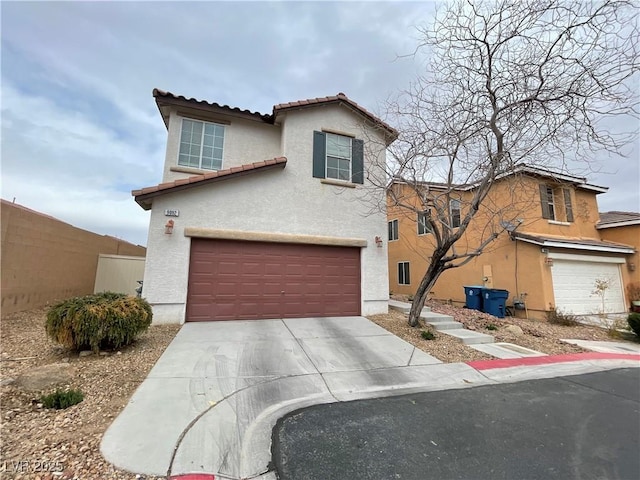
[101,316,489,479]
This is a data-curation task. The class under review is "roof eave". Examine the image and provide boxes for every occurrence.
[274,99,398,144]
[133,159,287,211]
[513,235,635,254]
[596,219,640,229]
[153,89,273,128]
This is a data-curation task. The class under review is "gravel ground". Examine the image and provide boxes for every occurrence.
[1,308,179,480]
[1,302,633,479]
[369,298,632,363]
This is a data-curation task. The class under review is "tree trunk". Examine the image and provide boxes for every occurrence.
[408,250,447,327]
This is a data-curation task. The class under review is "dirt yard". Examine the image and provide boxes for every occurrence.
[1,308,179,479]
[368,298,630,363]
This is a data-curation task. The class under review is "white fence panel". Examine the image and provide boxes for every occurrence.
[94,254,145,296]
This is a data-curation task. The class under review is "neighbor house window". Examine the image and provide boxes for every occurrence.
[541,185,556,220]
[418,210,433,235]
[563,189,574,222]
[398,262,410,285]
[312,131,364,184]
[539,184,574,222]
[178,119,225,170]
[450,199,461,228]
[388,219,399,241]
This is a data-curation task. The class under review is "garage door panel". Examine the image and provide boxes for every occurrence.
[551,259,625,315]
[186,239,361,321]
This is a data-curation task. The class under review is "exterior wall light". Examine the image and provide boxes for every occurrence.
[375,236,383,248]
[165,219,174,234]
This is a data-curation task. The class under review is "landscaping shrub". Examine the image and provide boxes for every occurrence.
[628,313,640,338]
[40,388,84,409]
[545,307,578,326]
[46,292,153,352]
[421,330,435,340]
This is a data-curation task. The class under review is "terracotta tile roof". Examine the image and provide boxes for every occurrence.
[597,211,640,228]
[512,231,635,253]
[132,157,287,210]
[153,89,272,123]
[273,92,398,139]
[152,89,398,141]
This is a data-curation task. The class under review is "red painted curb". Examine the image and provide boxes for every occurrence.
[169,474,215,480]
[467,352,640,370]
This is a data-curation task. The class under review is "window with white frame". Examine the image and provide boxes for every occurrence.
[450,199,461,228]
[418,210,433,235]
[178,119,225,170]
[388,219,399,241]
[398,262,410,285]
[325,132,352,181]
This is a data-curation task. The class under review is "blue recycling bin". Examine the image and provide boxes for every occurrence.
[464,286,485,311]
[483,289,509,318]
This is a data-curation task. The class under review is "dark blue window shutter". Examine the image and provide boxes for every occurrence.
[352,138,364,184]
[312,131,326,178]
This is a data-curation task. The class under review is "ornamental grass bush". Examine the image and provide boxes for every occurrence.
[545,307,579,326]
[46,292,153,352]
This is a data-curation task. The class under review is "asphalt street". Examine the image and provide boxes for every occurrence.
[272,368,640,480]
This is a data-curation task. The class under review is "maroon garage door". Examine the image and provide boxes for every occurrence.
[186,239,361,321]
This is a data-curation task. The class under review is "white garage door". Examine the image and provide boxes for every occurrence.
[551,257,626,315]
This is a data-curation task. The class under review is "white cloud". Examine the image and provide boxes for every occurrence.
[0,0,637,252]
[1,83,158,245]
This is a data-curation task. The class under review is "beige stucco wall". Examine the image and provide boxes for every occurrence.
[143,104,390,324]
[1,200,146,315]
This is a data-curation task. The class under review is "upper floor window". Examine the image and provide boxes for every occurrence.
[418,210,433,235]
[542,185,556,220]
[539,184,574,222]
[326,133,352,181]
[388,219,399,241]
[313,131,364,184]
[450,199,461,228]
[178,119,225,170]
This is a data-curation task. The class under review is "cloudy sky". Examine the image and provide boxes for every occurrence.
[2,1,638,247]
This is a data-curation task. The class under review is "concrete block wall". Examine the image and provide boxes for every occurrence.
[1,200,146,315]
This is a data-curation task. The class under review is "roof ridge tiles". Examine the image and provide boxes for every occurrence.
[153,88,398,139]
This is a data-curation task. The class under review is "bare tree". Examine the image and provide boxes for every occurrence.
[367,0,639,327]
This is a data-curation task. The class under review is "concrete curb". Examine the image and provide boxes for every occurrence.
[468,352,640,370]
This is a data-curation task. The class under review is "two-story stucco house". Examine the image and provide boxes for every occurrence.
[387,166,636,318]
[133,90,397,324]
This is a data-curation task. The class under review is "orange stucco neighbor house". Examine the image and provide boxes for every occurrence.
[387,166,636,319]
[597,211,640,292]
